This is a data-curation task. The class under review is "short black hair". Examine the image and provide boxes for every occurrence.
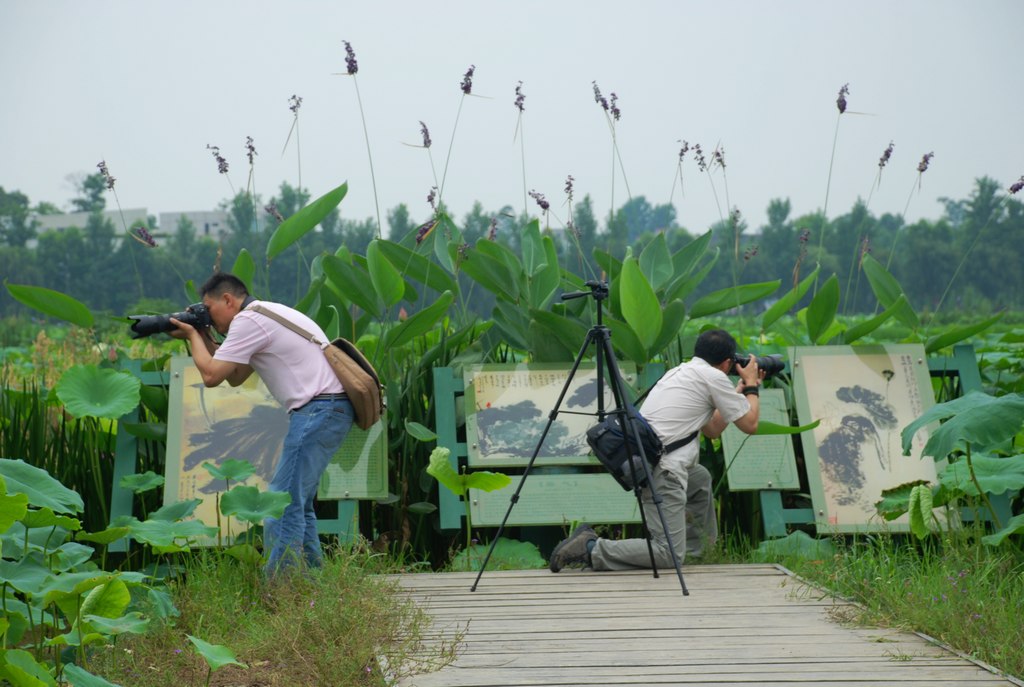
[200,272,249,299]
[693,329,737,365]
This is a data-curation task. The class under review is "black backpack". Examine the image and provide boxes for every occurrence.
[586,412,697,490]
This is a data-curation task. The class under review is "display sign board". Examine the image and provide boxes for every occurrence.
[164,356,386,544]
[721,389,800,490]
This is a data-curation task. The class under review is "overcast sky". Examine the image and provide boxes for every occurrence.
[2,1,1021,237]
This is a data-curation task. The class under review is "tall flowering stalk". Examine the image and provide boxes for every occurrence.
[844,140,896,313]
[513,81,527,217]
[244,135,259,234]
[338,41,382,238]
[438,64,478,211]
[814,83,851,294]
[668,140,689,205]
[206,144,235,195]
[281,95,303,192]
[885,151,935,270]
[592,81,632,224]
[930,174,1023,325]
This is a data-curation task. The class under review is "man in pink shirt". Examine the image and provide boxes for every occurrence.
[171,272,354,577]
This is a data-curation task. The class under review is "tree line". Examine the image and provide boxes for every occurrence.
[1,174,1021,345]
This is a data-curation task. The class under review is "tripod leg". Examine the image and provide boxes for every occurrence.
[470,328,601,592]
[599,338,689,597]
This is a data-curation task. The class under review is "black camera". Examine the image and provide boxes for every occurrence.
[730,353,786,378]
[127,303,212,339]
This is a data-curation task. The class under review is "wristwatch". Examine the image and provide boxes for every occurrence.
[741,385,759,396]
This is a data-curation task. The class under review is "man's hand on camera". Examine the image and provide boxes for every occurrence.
[737,356,760,387]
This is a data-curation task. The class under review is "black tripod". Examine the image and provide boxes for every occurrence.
[470,280,689,596]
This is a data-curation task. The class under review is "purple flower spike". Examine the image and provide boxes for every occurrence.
[878,141,895,170]
[529,189,550,212]
[207,144,229,174]
[419,121,432,149]
[487,217,498,241]
[693,144,708,172]
[97,160,116,190]
[678,140,690,162]
[1008,175,1024,195]
[514,81,526,112]
[288,95,303,114]
[415,219,437,244]
[245,136,257,165]
[917,151,934,174]
[133,226,157,248]
[461,64,475,95]
[265,204,285,223]
[343,41,358,75]
[564,175,575,203]
[592,81,609,112]
[836,83,850,114]
[427,186,437,212]
[609,93,621,121]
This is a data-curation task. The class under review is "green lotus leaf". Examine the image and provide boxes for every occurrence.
[188,634,248,671]
[62,662,124,686]
[119,471,164,494]
[56,365,140,420]
[4,283,93,328]
[0,459,83,513]
[220,485,290,525]
[203,459,256,483]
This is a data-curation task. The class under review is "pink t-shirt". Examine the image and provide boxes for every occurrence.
[214,301,343,411]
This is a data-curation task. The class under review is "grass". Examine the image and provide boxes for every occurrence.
[100,546,463,687]
[780,532,1024,681]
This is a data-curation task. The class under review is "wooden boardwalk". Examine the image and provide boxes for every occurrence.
[393,564,1020,687]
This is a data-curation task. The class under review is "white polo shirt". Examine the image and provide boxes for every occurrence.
[641,357,750,472]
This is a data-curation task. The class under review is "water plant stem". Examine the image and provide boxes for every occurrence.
[352,76,382,238]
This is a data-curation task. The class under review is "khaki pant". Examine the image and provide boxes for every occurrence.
[590,462,717,571]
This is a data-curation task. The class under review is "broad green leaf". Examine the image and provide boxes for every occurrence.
[528,319,576,362]
[129,519,218,547]
[649,300,687,356]
[4,283,93,328]
[604,314,647,367]
[431,212,461,273]
[381,291,454,350]
[907,484,933,539]
[666,248,719,303]
[982,513,1024,547]
[138,383,169,421]
[529,309,590,358]
[924,312,1004,355]
[671,230,713,278]
[322,254,381,318]
[427,447,511,496]
[20,507,80,531]
[521,219,544,276]
[375,239,458,294]
[938,454,1024,496]
[119,471,164,494]
[266,182,347,260]
[231,249,255,293]
[592,249,623,283]
[755,420,820,435]
[762,267,819,331]
[689,280,780,319]
[408,501,437,515]
[202,459,255,483]
[862,253,919,329]
[120,421,166,441]
[187,635,248,670]
[0,648,58,687]
[751,530,835,562]
[404,421,437,442]
[476,239,526,300]
[0,557,50,595]
[80,579,130,620]
[451,537,546,571]
[806,274,839,344]
[219,485,291,525]
[150,498,201,522]
[224,543,263,565]
[75,527,131,546]
[459,246,518,302]
[620,257,662,351]
[875,480,932,521]
[0,459,83,513]
[81,611,149,637]
[527,234,560,310]
[147,587,180,620]
[841,295,906,344]
[56,366,140,420]
[366,239,404,308]
[0,492,29,533]
[639,232,674,291]
[62,663,123,687]
[492,301,530,350]
[902,392,1024,459]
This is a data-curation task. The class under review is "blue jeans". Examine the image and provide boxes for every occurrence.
[263,397,353,577]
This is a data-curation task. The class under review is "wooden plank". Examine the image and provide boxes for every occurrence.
[394,564,1020,687]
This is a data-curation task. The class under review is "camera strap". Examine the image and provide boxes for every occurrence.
[662,430,700,455]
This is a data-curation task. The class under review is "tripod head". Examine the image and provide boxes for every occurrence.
[561,279,609,302]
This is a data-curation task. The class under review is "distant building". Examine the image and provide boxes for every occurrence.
[33,208,149,234]
[158,210,229,240]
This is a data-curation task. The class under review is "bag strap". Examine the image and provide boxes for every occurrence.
[247,303,327,348]
[663,430,700,454]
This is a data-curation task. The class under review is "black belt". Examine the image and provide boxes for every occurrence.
[310,393,348,401]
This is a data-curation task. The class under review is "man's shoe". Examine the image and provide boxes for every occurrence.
[549,524,597,572]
